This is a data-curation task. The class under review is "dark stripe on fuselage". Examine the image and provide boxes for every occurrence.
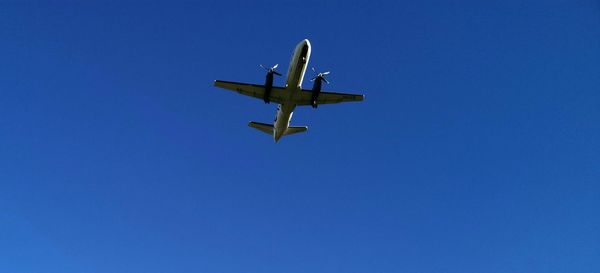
[291,44,309,85]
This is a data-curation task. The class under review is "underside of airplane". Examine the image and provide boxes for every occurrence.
[214,39,364,142]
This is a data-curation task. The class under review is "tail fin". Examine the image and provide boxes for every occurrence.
[248,121,274,135]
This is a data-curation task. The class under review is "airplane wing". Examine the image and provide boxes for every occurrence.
[293,90,365,106]
[214,80,288,104]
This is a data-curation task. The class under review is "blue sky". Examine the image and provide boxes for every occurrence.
[1,1,599,273]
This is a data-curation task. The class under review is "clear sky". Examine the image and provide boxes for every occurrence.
[1,1,599,273]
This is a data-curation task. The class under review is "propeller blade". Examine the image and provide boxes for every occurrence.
[260,64,282,75]
[323,78,330,84]
[322,71,330,75]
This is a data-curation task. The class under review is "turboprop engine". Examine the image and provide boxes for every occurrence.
[310,67,330,108]
[260,64,282,103]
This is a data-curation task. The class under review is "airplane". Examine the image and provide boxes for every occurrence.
[214,39,364,142]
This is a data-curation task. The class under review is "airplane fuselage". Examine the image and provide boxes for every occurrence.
[213,39,364,142]
[274,39,311,142]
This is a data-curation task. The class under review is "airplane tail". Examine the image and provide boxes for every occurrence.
[248,121,308,136]
[284,126,308,136]
[248,122,273,135]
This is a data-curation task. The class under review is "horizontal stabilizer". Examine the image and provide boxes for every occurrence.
[248,122,308,138]
[284,126,308,136]
[248,121,273,135]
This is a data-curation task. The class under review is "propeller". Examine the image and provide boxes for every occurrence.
[260,64,282,76]
[310,67,330,84]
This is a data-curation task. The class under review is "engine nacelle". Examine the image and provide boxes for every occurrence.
[263,72,274,103]
[310,76,323,108]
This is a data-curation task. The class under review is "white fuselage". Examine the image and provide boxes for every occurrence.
[273,39,311,142]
